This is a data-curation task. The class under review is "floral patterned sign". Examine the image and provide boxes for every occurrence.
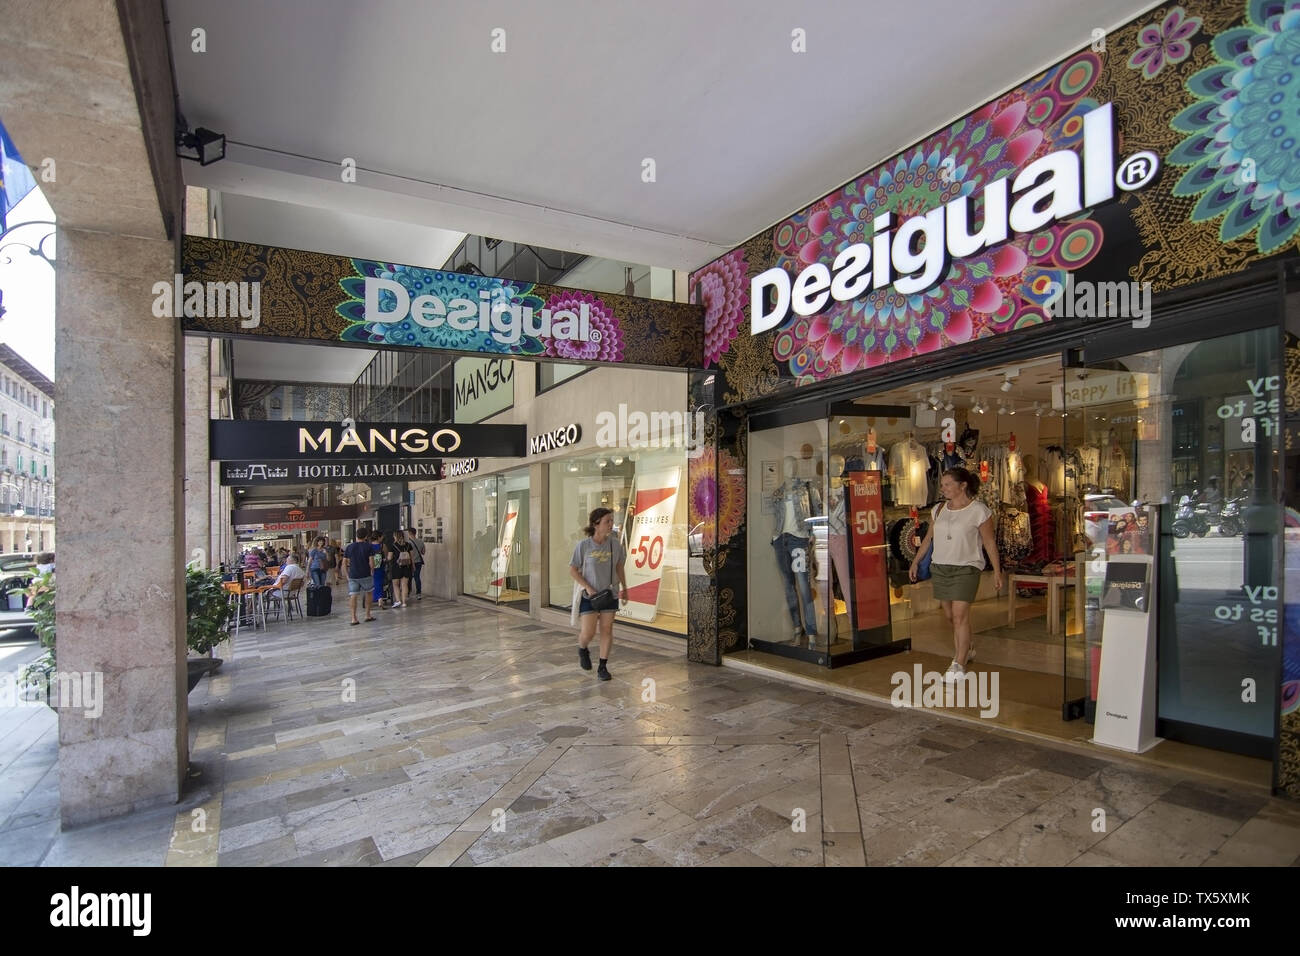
[181,237,704,369]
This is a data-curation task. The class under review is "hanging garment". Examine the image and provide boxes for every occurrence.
[888,439,930,506]
[1044,446,1068,497]
[1004,450,1023,503]
[1026,480,1053,563]
[1076,445,1100,488]
[843,444,886,473]
[997,502,1033,565]
[1097,442,1130,497]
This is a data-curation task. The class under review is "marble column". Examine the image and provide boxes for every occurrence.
[56,229,187,826]
[184,336,210,567]
[530,462,546,618]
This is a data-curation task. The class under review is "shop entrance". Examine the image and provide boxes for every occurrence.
[739,310,1283,761]
[746,354,1078,686]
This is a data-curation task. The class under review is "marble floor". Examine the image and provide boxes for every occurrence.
[4,593,1300,867]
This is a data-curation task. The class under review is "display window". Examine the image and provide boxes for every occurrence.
[1070,326,1281,748]
[462,467,530,609]
[548,447,688,634]
[735,328,1284,758]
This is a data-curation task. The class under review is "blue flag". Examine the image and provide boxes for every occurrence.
[0,117,38,234]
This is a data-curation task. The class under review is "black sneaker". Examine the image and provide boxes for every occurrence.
[578,647,592,671]
[596,664,612,682]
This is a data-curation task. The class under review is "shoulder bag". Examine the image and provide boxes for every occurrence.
[587,540,620,612]
[916,503,942,581]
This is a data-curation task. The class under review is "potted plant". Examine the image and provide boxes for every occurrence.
[18,567,232,699]
[18,571,55,703]
[186,566,230,691]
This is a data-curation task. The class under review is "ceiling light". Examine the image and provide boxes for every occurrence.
[612,456,624,465]
[1007,406,1016,415]
[1000,377,1014,393]
[944,399,954,411]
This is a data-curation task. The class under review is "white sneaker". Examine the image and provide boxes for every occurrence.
[392,602,403,608]
[943,661,965,683]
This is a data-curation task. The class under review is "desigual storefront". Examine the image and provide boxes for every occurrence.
[685,0,1300,796]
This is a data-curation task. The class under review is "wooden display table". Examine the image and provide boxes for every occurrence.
[1007,563,1083,635]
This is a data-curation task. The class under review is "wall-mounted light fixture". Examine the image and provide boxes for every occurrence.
[175,117,226,166]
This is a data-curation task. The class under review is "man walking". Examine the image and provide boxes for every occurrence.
[370,530,387,609]
[343,530,376,624]
[407,526,426,600]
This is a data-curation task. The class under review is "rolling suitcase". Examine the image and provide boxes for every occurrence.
[306,584,332,617]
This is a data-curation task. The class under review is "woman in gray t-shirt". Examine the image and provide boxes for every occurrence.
[569,507,628,681]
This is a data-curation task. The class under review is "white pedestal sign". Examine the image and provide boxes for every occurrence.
[1092,509,1162,753]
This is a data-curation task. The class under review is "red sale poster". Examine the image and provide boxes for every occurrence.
[846,471,890,630]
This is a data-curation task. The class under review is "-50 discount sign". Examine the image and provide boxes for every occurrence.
[619,469,681,623]
[847,471,890,631]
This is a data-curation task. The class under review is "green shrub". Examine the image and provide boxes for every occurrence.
[186,566,230,656]
[19,571,55,700]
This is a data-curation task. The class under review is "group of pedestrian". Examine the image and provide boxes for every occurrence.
[342,527,426,625]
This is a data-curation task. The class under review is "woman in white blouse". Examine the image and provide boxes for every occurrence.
[909,467,1003,683]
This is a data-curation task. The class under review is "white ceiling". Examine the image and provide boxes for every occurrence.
[168,0,1159,272]
[218,193,464,266]
[232,340,374,384]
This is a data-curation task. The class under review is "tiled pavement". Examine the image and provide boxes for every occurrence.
[4,595,1300,867]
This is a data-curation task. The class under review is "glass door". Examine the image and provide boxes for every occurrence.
[1066,325,1281,752]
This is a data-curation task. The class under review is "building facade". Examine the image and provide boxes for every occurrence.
[0,345,54,554]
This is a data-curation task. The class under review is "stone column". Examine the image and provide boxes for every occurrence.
[184,336,210,567]
[56,229,186,826]
[530,462,546,618]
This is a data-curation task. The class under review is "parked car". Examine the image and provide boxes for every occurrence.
[0,553,37,574]
[0,568,36,638]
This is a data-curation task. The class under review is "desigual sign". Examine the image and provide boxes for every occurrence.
[370,282,599,347]
[210,421,527,461]
[752,103,1156,334]
[180,237,704,368]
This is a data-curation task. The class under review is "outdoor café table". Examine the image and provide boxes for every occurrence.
[223,581,274,635]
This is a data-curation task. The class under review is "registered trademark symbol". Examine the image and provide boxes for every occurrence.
[1116,151,1159,191]
[590,329,601,342]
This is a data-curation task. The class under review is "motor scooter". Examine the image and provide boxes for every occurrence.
[1217,495,1246,537]
[1172,495,1215,538]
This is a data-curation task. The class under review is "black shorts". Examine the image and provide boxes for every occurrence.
[391,566,412,580]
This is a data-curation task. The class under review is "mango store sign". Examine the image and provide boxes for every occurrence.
[454,357,514,423]
[751,103,1157,334]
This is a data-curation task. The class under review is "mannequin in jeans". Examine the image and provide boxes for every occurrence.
[826,453,853,637]
[771,455,821,645]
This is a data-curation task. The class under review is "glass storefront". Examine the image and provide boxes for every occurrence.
[462,467,530,610]
[548,446,688,634]
[733,320,1284,758]
[1070,326,1281,751]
